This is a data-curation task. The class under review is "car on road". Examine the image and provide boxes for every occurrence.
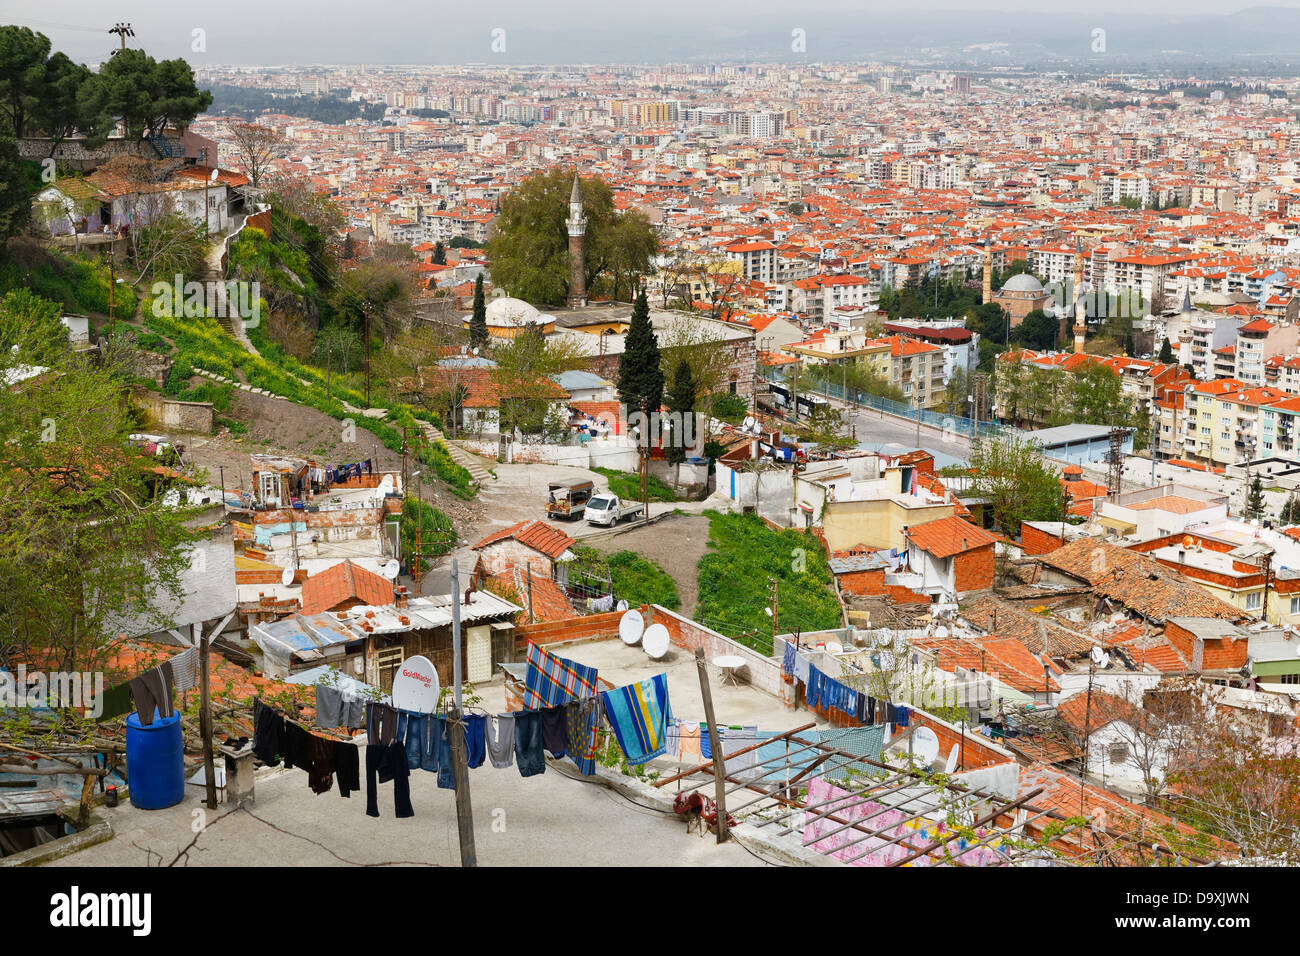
[546,479,595,520]
[584,493,644,527]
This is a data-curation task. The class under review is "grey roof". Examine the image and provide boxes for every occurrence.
[829,553,889,573]
[1001,273,1045,294]
[1166,617,1245,641]
[550,369,612,391]
[1023,423,1130,446]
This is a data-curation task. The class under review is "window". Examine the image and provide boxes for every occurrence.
[1246,592,1262,610]
[1280,673,1300,686]
[1108,742,1129,765]
[1291,596,1300,615]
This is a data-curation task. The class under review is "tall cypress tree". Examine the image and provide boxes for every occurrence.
[665,358,696,467]
[617,288,664,425]
[433,241,446,265]
[469,274,488,351]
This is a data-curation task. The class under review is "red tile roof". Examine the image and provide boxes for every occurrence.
[472,519,576,560]
[906,515,998,558]
[300,559,394,615]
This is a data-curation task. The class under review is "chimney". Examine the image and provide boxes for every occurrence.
[395,585,408,609]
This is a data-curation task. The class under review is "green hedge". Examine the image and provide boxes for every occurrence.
[607,551,680,610]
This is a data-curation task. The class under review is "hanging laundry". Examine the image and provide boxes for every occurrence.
[368,702,400,746]
[513,710,546,778]
[96,682,133,723]
[678,723,702,762]
[431,715,455,789]
[463,714,487,770]
[129,662,174,726]
[282,721,314,772]
[665,719,683,759]
[253,699,285,766]
[805,666,823,710]
[781,641,796,677]
[366,742,414,818]
[485,714,515,769]
[564,698,600,776]
[540,705,568,758]
[601,673,672,766]
[398,711,427,771]
[315,684,345,730]
[169,646,197,694]
[896,706,911,728]
[307,734,335,794]
[334,741,360,798]
[522,642,598,711]
[793,651,811,685]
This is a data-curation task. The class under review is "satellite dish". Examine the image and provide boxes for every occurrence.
[281,566,295,586]
[825,641,843,654]
[1090,645,1105,666]
[877,629,894,648]
[382,560,400,580]
[944,745,960,774]
[912,726,940,766]
[391,654,440,713]
[616,599,629,612]
[934,625,949,639]
[642,623,670,660]
[618,609,645,646]
[1100,653,1111,669]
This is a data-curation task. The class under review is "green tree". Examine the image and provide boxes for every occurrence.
[432,241,446,265]
[665,358,696,467]
[943,433,1063,536]
[30,53,109,156]
[93,48,212,141]
[617,289,664,427]
[1246,475,1265,521]
[0,312,197,672]
[1015,308,1058,351]
[0,136,31,242]
[490,325,587,437]
[0,25,49,137]
[1159,337,1175,364]
[469,274,488,351]
[802,404,856,455]
[486,167,657,307]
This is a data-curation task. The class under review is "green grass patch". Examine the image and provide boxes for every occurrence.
[696,510,840,654]
[0,250,140,319]
[607,550,680,610]
[592,466,679,502]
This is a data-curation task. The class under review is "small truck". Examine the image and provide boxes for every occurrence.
[584,493,644,527]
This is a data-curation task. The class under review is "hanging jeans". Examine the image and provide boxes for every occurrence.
[432,716,455,789]
[513,711,546,778]
[334,741,360,798]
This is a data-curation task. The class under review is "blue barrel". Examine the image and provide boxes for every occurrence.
[125,711,185,810]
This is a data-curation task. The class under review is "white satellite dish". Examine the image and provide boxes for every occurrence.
[642,623,670,660]
[618,609,645,646]
[382,559,400,580]
[912,726,940,766]
[616,599,629,612]
[934,625,949,639]
[1090,645,1105,666]
[281,566,295,586]
[877,628,894,648]
[825,641,843,655]
[944,745,960,774]
[1099,653,1111,669]
[391,654,440,713]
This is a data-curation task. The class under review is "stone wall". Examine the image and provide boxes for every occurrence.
[130,387,214,433]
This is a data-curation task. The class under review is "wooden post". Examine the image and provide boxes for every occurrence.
[694,647,729,843]
[199,631,217,810]
[449,559,477,866]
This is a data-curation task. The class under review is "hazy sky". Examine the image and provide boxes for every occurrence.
[2,2,1295,65]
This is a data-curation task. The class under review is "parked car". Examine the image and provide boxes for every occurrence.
[584,493,644,527]
[546,479,595,520]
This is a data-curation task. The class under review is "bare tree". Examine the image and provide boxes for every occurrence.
[226,120,283,190]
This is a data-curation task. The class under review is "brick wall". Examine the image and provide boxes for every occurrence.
[837,568,885,596]
[885,584,930,604]
[904,708,1016,771]
[1164,619,1248,671]
[954,545,995,592]
[1020,522,1063,555]
[478,540,553,581]
[652,605,784,698]
[514,609,625,649]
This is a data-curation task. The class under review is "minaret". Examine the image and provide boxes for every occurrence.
[1065,235,1084,347]
[981,240,993,305]
[566,169,587,309]
[1073,239,1088,355]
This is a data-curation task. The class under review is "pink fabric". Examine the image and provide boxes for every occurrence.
[802,777,1007,867]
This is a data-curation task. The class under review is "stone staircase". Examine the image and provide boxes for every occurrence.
[414,421,494,485]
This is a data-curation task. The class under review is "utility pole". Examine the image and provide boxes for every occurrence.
[107,254,116,340]
[448,559,478,867]
[694,647,729,844]
[414,435,424,596]
[198,623,217,810]
[768,577,779,644]
[363,305,372,406]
